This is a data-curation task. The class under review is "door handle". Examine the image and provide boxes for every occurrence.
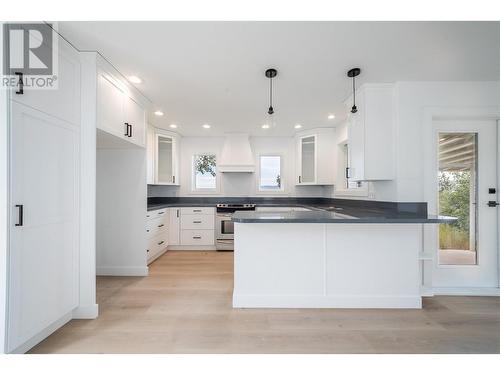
[15,204,23,226]
[487,201,500,207]
[14,72,24,94]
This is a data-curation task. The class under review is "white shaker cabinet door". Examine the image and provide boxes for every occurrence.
[8,102,80,352]
[97,72,126,138]
[125,95,146,147]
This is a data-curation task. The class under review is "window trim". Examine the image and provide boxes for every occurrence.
[191,153,220,194]
[257,154,286,194]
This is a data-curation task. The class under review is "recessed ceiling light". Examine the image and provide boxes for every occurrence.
[128,75,142,84]
[202,124,211,129]
[169,124,178,129]
[154,110,164,116]
[262,124,270,129]
[328,114,335,120]
[294,124,302,129]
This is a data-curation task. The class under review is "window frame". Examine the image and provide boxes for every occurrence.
[257,154,285,194]
[191,153,219,194]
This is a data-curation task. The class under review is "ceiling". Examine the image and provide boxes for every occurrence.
[59,21,500,136]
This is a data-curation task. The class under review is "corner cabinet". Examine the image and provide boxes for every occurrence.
[295,128,336,185]
[147,128,180,185]
[346,84,395,181]
[96,62,146,148]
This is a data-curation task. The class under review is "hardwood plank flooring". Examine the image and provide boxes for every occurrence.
[29,251,500,353]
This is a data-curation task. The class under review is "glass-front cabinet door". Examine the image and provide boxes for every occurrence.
[156,134,176,184]
[299,135,316,184]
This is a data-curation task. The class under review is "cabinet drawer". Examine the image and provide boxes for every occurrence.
[146,208,168,221]
[147,232,168,262]
[180,230,214,246]
[180,214,214,230]
[146,217,168,238]
[180,207,214,215]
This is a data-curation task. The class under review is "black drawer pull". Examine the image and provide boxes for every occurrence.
[193,236,202,239]
[15,204,23,226]
[158,240,165,245]
[158,224,164,227]
[193,209,202,212]
[15,72,24,94]
[193,221,202,224]
[158,211,165,215]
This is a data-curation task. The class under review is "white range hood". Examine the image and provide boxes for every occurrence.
[218,133,255,173]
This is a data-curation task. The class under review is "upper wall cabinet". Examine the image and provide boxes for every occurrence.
[295,128,336,185]
[147,127,180,185]
[96,60,146,148]
[346,84,395,181]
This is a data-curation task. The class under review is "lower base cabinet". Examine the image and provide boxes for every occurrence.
[146,209,169,264]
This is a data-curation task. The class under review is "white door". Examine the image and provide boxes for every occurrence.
[431,120,498,288]
[8,102,80,352]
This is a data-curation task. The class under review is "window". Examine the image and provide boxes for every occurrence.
[193,154,217,191]
[259,155,282,191]
[438,132,478,265]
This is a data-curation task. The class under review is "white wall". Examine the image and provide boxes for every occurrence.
[394,81,500,201]
[149,135,329,197]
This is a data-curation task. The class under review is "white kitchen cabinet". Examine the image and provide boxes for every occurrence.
[125,95,146,147]
[169,208,181,245]
[146,208,169,264]
[96,60,147,148]
[154,129,180,185]
[346,84,395,181]
[7,28,81,353]
[179,207,215,246]
[295,128,336,185]
[146,124,155,184]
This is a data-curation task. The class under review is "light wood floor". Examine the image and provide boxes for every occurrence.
[29,251,500,353]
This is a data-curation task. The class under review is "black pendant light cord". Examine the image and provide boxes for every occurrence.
[352,75,356,108]
[347,68,361,114]
[265,68,277,115]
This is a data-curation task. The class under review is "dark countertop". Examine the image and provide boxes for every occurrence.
[231,210,454,224]
[147,196,455,224]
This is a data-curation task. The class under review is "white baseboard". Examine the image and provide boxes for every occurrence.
[9,312,72,353]
[432,287,500,296]
[232,294,422,309]
[167,245,216,251]
[72,304,99,319]
[96,266,149,276]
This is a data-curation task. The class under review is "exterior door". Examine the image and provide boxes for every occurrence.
[432,120,498,288]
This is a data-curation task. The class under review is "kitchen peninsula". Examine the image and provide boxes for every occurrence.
[231,199,454,309]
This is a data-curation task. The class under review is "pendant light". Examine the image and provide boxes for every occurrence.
[265,68,277,115]
[347,68,361,114]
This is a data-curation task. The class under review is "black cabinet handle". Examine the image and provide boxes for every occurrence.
[15,72,23,94]
[193,221,202,224]
[124,122,130,136]
[193,209,202,212]
[176,209,179,218]
[345,167,351,179]
[158,240,165,245]
[15,204,23,226]
[172,175,175,184]
[487,201,500,207]
[158,211,165,215]
[129,123,133,138]
[298,175,301,183]
[193,236,202,239]
[158,224,164,227]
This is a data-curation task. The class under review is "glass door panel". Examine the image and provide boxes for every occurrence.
[301,136,315,183]
[157,135,173,183]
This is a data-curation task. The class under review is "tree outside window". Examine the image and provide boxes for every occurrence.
[193,154,216,190]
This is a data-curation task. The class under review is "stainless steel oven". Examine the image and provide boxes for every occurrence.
[215,203,255,251]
